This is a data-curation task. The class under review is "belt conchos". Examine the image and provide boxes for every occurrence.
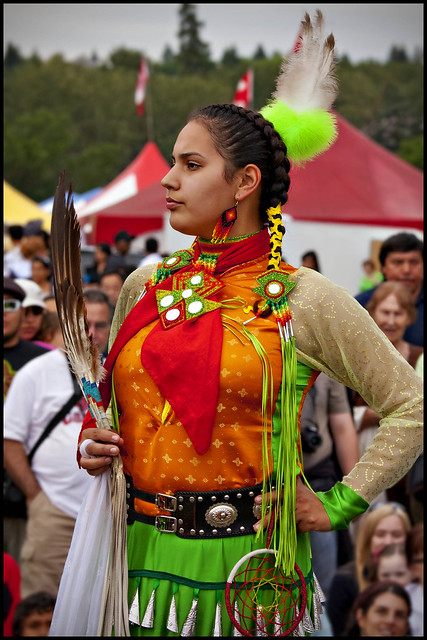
[125,476,265,539]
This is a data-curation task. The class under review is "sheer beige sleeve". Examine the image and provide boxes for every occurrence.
[107,264,422,505]
[289,267,423,504]
[108,265,156,348]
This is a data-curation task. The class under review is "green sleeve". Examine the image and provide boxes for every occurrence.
[316,481,369,530]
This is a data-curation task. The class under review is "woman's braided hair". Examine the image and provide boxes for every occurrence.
[188,103,291,223]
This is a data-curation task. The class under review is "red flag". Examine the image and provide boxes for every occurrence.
[135,58,150,116]
[232,69,253,109]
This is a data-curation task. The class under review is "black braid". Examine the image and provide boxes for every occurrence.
[189,103,291,221]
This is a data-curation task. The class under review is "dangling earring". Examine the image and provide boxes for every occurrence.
[210,201,238,244]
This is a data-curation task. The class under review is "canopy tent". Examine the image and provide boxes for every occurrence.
[4,181,52,231]
[82,181,167,244]
[76,114,422,287]
[39,186,103,213]
[285,114,423,230]
[163,113,423,295]
[77,141,171,244]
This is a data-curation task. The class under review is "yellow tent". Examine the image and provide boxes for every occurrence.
[4,181,52,231]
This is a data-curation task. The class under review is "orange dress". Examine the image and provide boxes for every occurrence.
[78,232,422,636]
[115,253,289,516]
[109,248,317,636]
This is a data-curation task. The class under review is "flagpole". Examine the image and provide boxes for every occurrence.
[145,61,155,142]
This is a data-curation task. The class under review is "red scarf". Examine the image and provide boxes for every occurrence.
[100,229,270,454]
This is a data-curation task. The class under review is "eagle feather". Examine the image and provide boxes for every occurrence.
[51,172,105,385]
[273,10,338,113]
[51,171,130,636]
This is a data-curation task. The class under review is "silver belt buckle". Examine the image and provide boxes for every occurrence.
[155,515,177,533]
[155,493,177,512]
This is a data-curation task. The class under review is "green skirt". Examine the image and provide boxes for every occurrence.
[126,521,321,636]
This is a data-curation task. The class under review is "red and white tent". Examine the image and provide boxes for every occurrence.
[77,116,422,292]
[165,114,423,294]
[77,141,170,244]
[285,114,423,230]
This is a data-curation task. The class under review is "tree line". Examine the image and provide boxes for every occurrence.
[4,3,423,202]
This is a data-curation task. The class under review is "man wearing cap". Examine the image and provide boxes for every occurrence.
[14,279,47,343]
[3,277,50,563]
[3,278,49,397]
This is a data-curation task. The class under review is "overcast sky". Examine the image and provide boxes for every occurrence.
[4,3,424,64]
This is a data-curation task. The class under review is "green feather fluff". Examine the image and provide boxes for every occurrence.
[260,101,337,164]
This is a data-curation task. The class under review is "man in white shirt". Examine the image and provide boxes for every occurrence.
[3,294,112,597]
[137,236,163,267]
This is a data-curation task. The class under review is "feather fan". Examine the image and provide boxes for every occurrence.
[273,10,338,112]
[51,171,130,636]
[51,172,107,413]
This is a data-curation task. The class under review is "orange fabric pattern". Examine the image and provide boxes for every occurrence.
[114,255,295,516]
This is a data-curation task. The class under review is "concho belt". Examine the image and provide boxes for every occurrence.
[125,474,268,539]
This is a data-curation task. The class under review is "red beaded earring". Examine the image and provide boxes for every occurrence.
[210,202,238,244]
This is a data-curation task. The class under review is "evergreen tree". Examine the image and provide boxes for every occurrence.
[4,43,23,69]
[177,3,212,74]
[388,45,409,63]
[162,45,175,63]
[221,47,240,67]
[253,45,267,61]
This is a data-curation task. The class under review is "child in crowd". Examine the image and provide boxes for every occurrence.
[407,521,423,586]
[375,543,423,636]
[12,592,56,637]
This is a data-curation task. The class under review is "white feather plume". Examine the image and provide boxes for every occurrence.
[273,10,338,113]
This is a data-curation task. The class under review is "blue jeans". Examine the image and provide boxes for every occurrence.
[310,531,337,637]
[310,530,338,598]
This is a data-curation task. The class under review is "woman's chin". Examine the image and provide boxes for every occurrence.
[168,216,199,238]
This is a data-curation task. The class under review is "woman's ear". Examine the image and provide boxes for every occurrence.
[355,608,365,631]
[234,164,262,201]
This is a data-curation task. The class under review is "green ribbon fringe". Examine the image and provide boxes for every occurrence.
[275,335,298,575]
[242,324,299,576]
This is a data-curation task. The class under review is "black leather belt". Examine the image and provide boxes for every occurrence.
[125,475,266,539]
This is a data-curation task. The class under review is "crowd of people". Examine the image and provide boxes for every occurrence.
[295,236,424,637]
[3,224,162,635]
[2,19,424,631]
[3,210,424,637]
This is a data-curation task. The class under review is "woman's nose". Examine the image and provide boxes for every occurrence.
[161,165,177,190]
